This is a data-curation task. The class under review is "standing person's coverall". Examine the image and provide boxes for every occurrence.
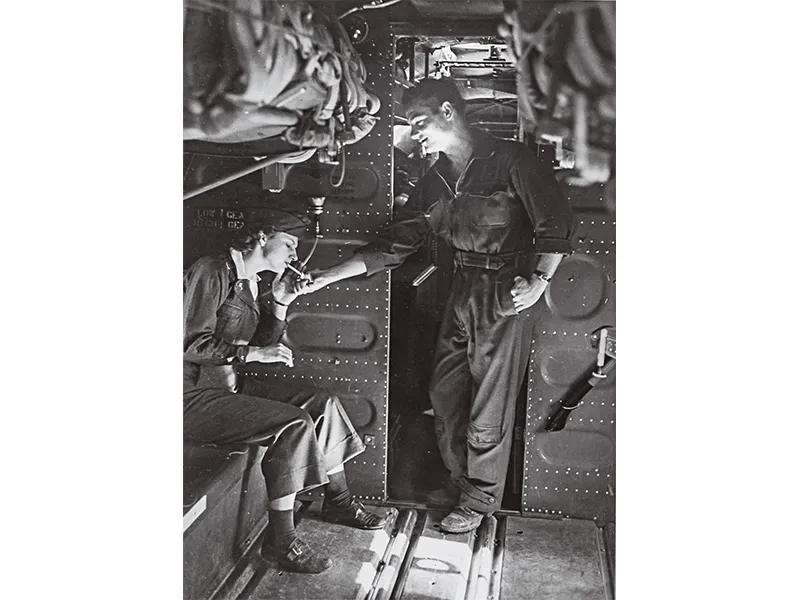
[356,129,573,512]
[183,253,366,499]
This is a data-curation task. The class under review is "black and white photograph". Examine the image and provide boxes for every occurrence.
[182,2,616,598]
[5,1,798,599]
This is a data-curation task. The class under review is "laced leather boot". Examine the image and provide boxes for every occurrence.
[321,496,389,530]
[439,505,486,534]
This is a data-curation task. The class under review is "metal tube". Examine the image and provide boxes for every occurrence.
[183,155,285,201]
[409,38,415,83]
[388,513,427,600]
[369,509,417,600]
[465,515,498,600]
[488,516,506,600]
[596,524,615,600]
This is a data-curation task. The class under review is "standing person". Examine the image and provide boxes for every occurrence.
[184,209,388,574]
[303,78,573,534]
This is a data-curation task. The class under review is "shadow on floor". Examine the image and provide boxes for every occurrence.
[387,412,448,504]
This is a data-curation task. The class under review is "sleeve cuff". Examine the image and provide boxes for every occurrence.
[357,249,387,277]
[234,345,250,363]
[535,237,573,255]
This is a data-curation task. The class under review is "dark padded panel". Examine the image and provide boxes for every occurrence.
[183,442,250,513]
[522,192,616,525]
[183,483,243,600]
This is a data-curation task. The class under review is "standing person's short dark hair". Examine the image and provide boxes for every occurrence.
[401,78,466,115]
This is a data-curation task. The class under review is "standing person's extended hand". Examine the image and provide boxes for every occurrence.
[298,269,332,295]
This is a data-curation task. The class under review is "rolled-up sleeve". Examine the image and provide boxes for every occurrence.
[510,147,574,254]
[183,258,244,365]
[356,201,433,276]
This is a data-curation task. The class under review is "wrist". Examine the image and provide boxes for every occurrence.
[238,346,253,363]
[532,271,551,284]
[273,294,295,306]
[315,271,332,287]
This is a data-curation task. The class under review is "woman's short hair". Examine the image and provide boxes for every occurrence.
[400,78,466,116]
[225,209,310,252]
[226,219,277,253]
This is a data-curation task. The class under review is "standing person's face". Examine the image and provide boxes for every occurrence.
[406,100,456,156]
[259,231,299,273]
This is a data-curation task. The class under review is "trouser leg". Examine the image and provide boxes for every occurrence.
[184,384,365,500]
[459,301,535,512]
[240,380,367,476]
[428,288,472,484]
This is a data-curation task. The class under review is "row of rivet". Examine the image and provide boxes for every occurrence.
[291,302,383,310]
[520,508,607,522]
[528,414,613,426]
[292,357,386,366]
[322,209,387,217]
[528,467,613,478]
[247,372,386,385]
[531,468,613,478]
[538,331,591,336]
[301,286,385,294]
[532,486,613,495]
[534,398,615,406]
[522,507,564,516]
[524,416,615,427]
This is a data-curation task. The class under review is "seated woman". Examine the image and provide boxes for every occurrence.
[183,208,387,574]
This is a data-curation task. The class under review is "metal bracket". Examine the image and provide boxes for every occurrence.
[590,326,616,377]
[411,264,438,287]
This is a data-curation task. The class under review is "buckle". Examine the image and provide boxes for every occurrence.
[454,250,521,270]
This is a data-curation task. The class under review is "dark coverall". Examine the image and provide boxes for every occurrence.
[358,129,573,512]
[183,254,365,499]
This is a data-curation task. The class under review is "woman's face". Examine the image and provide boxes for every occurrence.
[260,231,299,273]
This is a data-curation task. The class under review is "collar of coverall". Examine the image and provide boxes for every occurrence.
[228,248,261,284]
[433,127,498,172]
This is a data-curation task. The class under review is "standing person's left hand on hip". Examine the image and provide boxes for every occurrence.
[510,275,548,312]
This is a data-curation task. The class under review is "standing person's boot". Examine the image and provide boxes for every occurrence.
[439,505,486,534]
[320,469,389,530]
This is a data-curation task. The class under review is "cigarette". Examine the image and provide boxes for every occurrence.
[286,264,307,278]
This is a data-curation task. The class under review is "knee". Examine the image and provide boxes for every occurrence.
[297,409,315,430]
[309,389,340,411]
[282,404,316,432]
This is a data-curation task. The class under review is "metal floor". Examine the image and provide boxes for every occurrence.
[219,503,614,600]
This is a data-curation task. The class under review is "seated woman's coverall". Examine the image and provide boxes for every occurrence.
[183,253,365,499]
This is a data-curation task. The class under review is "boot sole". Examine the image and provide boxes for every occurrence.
[439,517,484,534]
[261,544,333,573]
[320,512,387,530]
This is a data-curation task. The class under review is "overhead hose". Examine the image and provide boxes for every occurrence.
[330,146,347,187]
[338,0,406,21]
